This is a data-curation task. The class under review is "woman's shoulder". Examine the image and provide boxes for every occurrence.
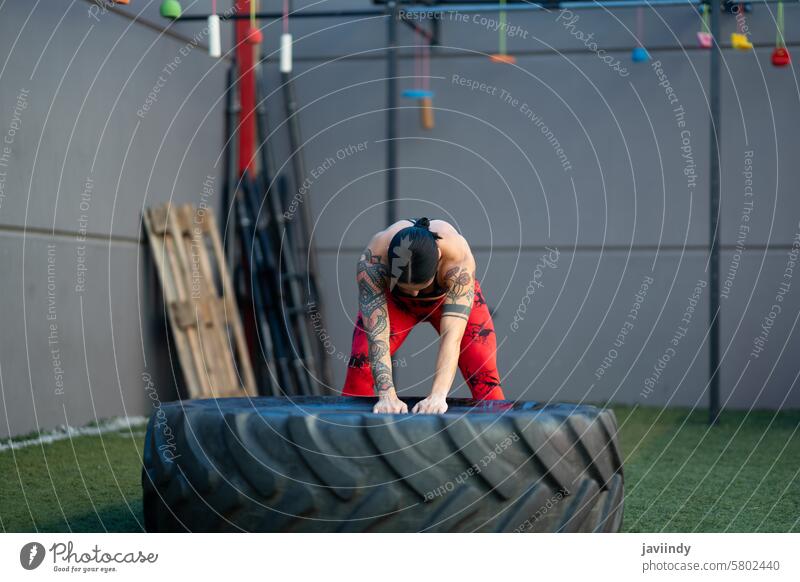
[433,221,470,256]
[366,218,463,256]
[428,219,460,236]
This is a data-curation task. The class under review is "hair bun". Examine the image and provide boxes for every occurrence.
[415,217,431,229]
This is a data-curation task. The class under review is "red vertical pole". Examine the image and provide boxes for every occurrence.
[235,0,256,174]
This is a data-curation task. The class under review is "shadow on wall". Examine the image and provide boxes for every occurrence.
[142,241,181,405]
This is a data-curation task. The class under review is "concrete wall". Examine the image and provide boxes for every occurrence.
[0,0,234,438]
[1,1,798,436]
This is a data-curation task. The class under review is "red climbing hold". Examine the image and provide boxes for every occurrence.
[772,47,790,67]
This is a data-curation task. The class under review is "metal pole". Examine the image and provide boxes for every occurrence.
[173,0,800,22]
[174,1,720,21]
[222,63,239,268]
[708,0,721,425]
[176,9,388,21]
[387,1,399,227]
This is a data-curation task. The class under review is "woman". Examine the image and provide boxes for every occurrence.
[343,217,505,414]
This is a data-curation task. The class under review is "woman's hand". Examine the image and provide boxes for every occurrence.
[373,393,408,414]
[412,394,448,414]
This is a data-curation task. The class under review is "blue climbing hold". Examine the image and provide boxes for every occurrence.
[631,46,650,62]
[401,89,434,99]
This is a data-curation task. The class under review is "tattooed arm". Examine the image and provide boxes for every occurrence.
[412,256,476,415]
[357,245,408,414]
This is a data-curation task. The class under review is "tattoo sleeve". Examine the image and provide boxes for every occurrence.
[357,248,394,396]
[442,266,474,321]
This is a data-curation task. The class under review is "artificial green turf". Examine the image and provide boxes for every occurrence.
[616,405,800,532]
[0,427,146,532]
[1,406,798,532]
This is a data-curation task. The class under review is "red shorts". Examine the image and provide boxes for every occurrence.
[342,280,505,401]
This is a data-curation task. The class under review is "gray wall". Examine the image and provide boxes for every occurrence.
[0,0,234,438]
[1,1,798,437]
[263,1,800,411]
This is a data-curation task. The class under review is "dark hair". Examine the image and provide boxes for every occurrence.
[388,217,442,287]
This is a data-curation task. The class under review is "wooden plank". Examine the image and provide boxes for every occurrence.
[165,206,212,398]
[183,205,241,395]
[175,205,229,396]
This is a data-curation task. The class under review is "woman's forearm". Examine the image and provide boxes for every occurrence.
[366,325,394,396]
[356,248,395,397]
[430,326,463,397]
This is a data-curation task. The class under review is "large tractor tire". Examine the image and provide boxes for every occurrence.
[142,396,624,532]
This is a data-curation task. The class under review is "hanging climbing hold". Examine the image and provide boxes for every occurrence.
[247,0,262,44]
[772,47,791,67]
[401,89,435,100]
[489,54,516,64]
[631,7,649,63]
[208,14,221,58]
[160,0,182,19]
[730,32,753,51]
[631,46,650,62]
[403,29,435,130]
[420,97,434,131]
[280,33,293,73]
[697,4,712,49]
[772,1,790,67]
[248,27,263,44]
[490,0,515,64]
